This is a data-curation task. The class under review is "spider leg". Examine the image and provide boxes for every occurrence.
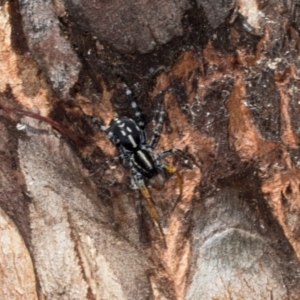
[157,148,182,159]
[159,147,201,169]
[132,169,167,248]
[162,160,183,213]
[149,103,165,150]
[91,116,118,149]
[91,117,107,132]
[92,116,120,145]
[125,88,148,146]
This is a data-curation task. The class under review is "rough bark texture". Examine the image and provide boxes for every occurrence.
[1,0,300,299]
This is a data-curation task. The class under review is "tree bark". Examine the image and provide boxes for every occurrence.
[1,0,300,299]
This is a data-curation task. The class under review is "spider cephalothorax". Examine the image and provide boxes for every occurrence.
[93,89,183,245]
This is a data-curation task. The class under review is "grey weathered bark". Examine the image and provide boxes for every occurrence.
[1,0,300,299]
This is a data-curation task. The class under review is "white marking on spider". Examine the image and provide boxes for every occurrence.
[137,150,152,168]
[16,123,26,131]
[126,126,132,132]
[128,134,137,148]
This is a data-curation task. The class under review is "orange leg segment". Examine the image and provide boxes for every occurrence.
[163,163,183,212]
[139,184,167,248]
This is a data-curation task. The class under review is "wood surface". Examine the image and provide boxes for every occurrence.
[1,0,300,299]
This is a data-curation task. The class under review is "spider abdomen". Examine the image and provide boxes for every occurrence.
[109,117,142,152]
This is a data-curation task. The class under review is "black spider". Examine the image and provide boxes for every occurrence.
[92,89,183,245]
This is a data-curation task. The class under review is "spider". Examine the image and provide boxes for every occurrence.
[92,89,183,245]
